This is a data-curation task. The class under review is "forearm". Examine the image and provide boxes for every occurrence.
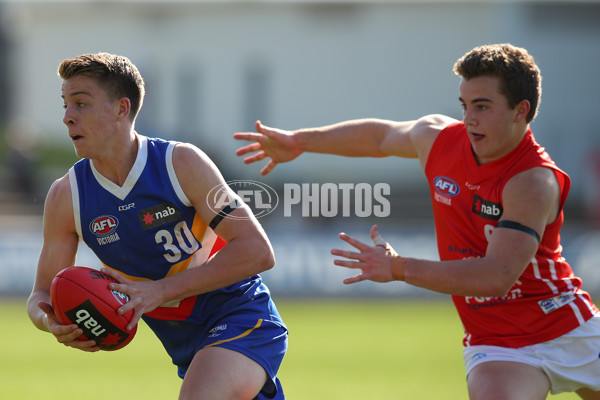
[27,290,50,332]
[294,119,392,157]
[397,256,519,298]
[159,236,275,303]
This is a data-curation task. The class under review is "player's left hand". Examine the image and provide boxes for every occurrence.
[331,225,402,285]
[101,268,164,331]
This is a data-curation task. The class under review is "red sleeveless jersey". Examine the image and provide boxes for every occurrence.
[425,122,598,348]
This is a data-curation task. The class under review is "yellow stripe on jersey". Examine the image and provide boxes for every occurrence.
[165,213,218,277]
[104,213,219,281]
[102,264,150,282]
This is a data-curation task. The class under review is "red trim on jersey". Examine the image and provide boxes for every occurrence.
[145,237,228,321]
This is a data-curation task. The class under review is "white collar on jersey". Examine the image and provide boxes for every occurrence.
[89,134,148,201]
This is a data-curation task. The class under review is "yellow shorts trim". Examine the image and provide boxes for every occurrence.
[203,319,264,348]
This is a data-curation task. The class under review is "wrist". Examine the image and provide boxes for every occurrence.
[391,255,407,282]
[293,129,311,153]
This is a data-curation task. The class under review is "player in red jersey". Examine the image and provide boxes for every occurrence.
[234,43,600,400]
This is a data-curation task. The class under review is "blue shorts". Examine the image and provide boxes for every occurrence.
[143,280,288,399]
[192,314,288,399]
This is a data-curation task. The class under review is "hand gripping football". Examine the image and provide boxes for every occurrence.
[50,266,137,350]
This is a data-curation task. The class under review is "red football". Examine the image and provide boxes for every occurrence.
[50,266,137,351]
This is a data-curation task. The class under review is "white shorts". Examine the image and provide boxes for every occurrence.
[463,314,600,394]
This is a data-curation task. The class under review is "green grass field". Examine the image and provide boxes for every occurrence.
[0,298,581,399]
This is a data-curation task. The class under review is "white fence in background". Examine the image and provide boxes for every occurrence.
[1,216,598,297]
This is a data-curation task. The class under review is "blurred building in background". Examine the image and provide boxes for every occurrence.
[0,0,599,296]
[1,0,600,217]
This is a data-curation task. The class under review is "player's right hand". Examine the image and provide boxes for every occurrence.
[233,120,303,176]
[38,302,100,352]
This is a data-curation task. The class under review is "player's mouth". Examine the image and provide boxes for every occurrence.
[469,132,485,142]
[70,134,83,141]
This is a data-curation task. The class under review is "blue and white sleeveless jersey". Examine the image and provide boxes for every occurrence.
[68,135,284,372]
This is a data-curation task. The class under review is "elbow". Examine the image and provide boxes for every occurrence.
[484,273,520,298]
[486,283,513,298]
[261,249,276,272]
[254,239,276,274]
[478,256,526,298]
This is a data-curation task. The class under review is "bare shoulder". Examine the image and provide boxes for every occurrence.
[170,141,229,215]
[45,174,73,212]
[505,167,559,196]
[42,173,77,241]
[410,114,458,143]
[172,142,219,171]
[384,114,458,166]
[502,167,560,225]
[414,114,459,130]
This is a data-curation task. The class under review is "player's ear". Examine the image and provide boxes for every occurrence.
[116,97,131,122]
[514,99,530,123]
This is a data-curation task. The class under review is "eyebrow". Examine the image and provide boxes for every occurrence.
[61,90,92,99]
[458,97,493,103]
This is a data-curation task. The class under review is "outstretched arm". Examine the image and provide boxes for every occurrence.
[333,167,560,298]
[234,115,456,175]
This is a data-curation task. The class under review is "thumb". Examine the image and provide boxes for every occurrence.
[38,301,54,315]
[370,224,380,240]
[255,120,279,139]
[256,120,272,135]
[370,224,387,247]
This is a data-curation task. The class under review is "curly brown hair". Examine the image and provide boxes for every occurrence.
[453,44,542,123]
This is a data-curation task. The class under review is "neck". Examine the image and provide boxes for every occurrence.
[92,131,139,186]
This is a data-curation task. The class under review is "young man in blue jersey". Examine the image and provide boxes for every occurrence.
[27,53,287,400]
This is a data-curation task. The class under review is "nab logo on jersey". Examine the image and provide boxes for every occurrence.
[138,202,182,230]
[90,215,119,236]
[472,195,503,220]
[434,176,460,196]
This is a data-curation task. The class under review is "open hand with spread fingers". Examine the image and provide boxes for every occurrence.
[331,225,406,285]
[233,120,303,176]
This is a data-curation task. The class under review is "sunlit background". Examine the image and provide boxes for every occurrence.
[1,2,599,399]
[1,0,599,298]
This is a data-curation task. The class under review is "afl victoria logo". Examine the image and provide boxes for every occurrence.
[434,176,460,196]
[90,215,119,236]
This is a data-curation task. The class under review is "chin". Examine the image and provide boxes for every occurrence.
[72,146,92,160]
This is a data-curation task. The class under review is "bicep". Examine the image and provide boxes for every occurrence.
[32,177,79,294]
[172,144,266,242]
[500,167,560,242]
[484,225,539,286]
[485,168,560,280]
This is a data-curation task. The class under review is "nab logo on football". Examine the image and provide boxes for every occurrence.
[65,300,129,350]
[90,215,119,236]
[434,176,460,196]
